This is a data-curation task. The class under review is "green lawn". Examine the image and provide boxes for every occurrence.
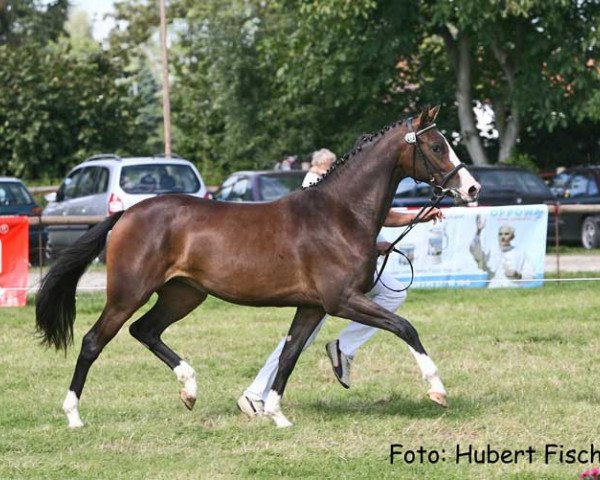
[1,278,599,479]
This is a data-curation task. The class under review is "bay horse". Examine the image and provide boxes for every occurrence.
[36,106,480,428]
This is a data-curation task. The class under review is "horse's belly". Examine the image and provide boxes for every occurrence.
[176,254,316,306]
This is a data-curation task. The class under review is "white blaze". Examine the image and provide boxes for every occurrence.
[443,138,480,200]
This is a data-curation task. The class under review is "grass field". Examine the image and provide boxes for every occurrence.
[1,276,599,479]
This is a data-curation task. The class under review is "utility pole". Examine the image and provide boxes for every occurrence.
[159,0,172,157]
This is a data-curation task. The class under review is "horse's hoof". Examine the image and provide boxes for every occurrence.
[266,411,293,428]
[180,390,196,411]
[428,391,448,408]
[271,415,293,428]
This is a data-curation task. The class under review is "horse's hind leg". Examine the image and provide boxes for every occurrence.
[64,299,146,428]
[129,279,207,410]
[331,293,447,407]
[264,306,325,428]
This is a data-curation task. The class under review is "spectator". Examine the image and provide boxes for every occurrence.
[302,148,336,187]
[275,155,296,171]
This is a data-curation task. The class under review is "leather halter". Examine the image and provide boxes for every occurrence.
[404,117,466,195]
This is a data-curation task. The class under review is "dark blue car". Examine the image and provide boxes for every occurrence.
[393,165,554,208]
[0,177,47,265]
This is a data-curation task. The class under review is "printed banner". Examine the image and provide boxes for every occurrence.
[380,205,549,288]
[0,216,29,306]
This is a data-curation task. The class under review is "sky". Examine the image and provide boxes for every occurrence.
[71,0,116,41]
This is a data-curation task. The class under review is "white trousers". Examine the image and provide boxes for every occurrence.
[243,270,407,401]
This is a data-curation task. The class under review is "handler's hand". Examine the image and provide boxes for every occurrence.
[376,241,393,256]
[420,208,444,224]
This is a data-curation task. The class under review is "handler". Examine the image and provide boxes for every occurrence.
[237,149,444,418]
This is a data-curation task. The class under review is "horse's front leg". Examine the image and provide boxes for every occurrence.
[264,306,325,428]
[331,293,447,407]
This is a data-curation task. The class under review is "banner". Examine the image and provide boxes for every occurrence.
[380,205,549,288]
[0,216,29,306]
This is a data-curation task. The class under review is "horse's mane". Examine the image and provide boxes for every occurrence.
[301,118,404,190]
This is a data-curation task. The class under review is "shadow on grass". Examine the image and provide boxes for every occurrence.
[300,393,482,421]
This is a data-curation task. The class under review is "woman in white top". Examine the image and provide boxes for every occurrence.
[301,148,336,187]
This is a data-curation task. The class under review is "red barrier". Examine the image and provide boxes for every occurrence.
[0,216,29,307]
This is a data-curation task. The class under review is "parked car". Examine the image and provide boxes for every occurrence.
[43,154,209,259]
[214,170,305,202]
[0,177,48,265]
[393,165,555,208]
[393,177,455,208]
[547,165,600,248]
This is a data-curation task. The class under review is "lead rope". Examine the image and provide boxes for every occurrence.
[370,192,445,292]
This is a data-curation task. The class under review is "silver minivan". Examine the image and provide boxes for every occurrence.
[43,154,209,259]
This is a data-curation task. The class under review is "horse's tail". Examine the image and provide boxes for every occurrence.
[35,211,125,350]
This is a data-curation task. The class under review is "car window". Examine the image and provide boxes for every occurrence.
[61,169,84,201]
[229,178,251,201]
[76,167,98,197]
[395,178,417,197]
[258,174,303,201]
[120,164,200,194]
[0,182,34,206]
[395,178,432,198]
[215,176,239,201]
[519,172,552,195]
[568,173,598,197]
[96,167,110,194]
[475,171,514,192]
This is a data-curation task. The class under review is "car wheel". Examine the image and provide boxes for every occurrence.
[581,216,600,249]
[44,238,59,262]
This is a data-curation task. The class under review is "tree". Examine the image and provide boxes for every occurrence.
[425,0,600,164]
[0,0,68,46]
[104,0,600,180]
[0,1,150,179]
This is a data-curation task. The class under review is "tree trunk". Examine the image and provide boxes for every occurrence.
[441,27,489,165]
[490,41,520,163]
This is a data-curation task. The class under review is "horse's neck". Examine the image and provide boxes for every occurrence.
[324,132,405,236]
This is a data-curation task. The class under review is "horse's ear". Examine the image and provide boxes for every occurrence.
[427,105,440,122]
[416,105,440,127]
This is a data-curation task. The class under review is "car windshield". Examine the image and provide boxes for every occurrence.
[474,170,550,196]
[0,182,34,206]
[120,164,200,194]
[258,174,304,201]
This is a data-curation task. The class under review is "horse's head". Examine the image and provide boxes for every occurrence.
[400,106,480,204]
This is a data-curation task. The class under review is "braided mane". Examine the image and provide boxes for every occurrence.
[301,119,403,190]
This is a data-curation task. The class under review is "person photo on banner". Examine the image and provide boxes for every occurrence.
[469,215,535,288]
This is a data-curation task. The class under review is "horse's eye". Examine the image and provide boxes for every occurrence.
[431,144,442,154]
